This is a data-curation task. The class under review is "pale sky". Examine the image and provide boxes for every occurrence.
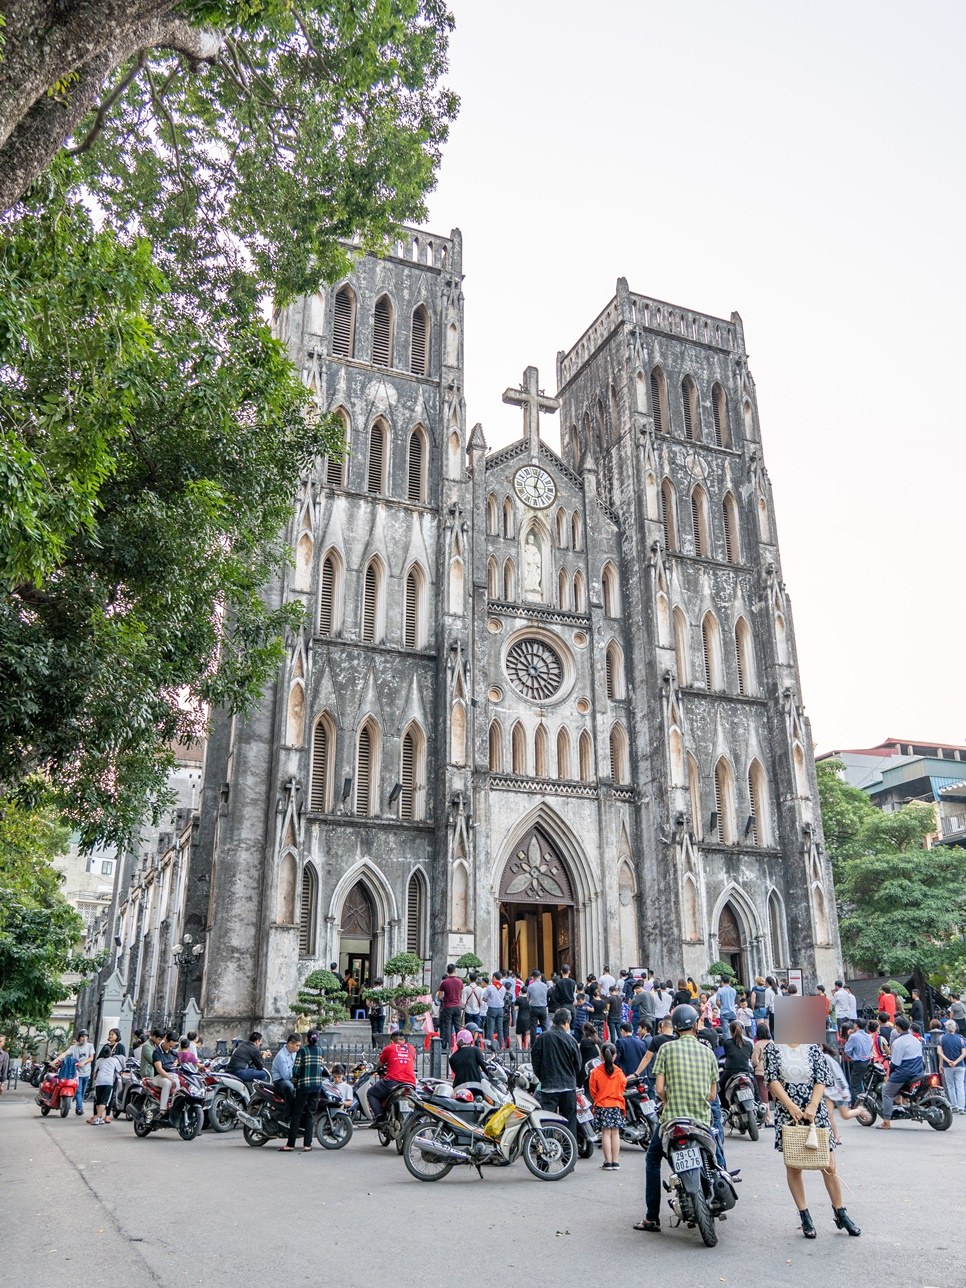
[423,0,965,754]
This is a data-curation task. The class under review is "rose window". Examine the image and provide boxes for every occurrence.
[505,638,564,701]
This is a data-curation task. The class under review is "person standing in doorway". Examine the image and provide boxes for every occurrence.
[436,964,464,1052]
[531,1008,581,1143]
[367,980,385,1044]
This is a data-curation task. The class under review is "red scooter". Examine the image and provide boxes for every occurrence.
[36,1061,79,1117]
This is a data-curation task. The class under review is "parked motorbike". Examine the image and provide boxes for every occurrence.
[620,1075,658,1149]
[513,1060,598,1159]
[128,1068,207,1140]
[236,1076,353,1149]
[720,1071,765,1141]
[857,1067,952,1131]
[660,1116,738,1247]
[110,1058,143,1120]
[403,1082,577,1182]
[35,1063,78,1118]
[205,1069,253,1133]
[350,1060,429,1150]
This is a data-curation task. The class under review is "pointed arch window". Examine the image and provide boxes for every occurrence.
[294,533,313,591]
[487,494,499,536]
[407,427,427,502]
[511,721,527,774]
[448,555,464,615]
[722,493,740,565]
[326,408,348,486]
[298,863,319,956]
[556,727,572,779]
[775,612,789,664]
[535,725,550,778]
[673,608,690,686]
[683,874,699,941]
[556,508,567,548]
[734,617,755,696]
[661,479,677,552]
[681,375,699,441]
[318,551,341,636]
[406,871,426,955]
[372,295,393,367]
[701,612,723,690]
[410,305,429,376]
[605,641,625,700]
[712,383,730,448]
[748,759,770,846]
[503,558,516,602]
[487,556,499,599]
[610,723,630,784]
[400,724,425,820]
[367,420,387,494]
[277,852,298,924]
[361,558,384,643]
[602,563,619,617]
[503,497,514,538]
[687,752,702,839]
[579,730,594,782]
[572,511,582,551]
[451,702,466,766]
[310,715,334,812]
[573,569,586,612]
[769,891,786,965]
[488,720,503,772]
[793,742,809,798]
[690,486,710,558]
[558,568,569,609]
[403,564,424,649]
[743,397,755,439]
[650,366,669,434]
[713,757,736,844]
[332,285,355,358]
[355,720,379,816]
[286,681,306,747]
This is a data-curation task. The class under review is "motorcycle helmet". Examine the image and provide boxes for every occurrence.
[465,1022,480,1033]
[671,1004,699,1032]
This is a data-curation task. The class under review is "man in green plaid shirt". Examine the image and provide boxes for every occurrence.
[635,1005,719,1232]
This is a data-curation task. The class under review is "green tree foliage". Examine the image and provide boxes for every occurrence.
[364,951,428,1033]
[291,968,349,1030]
[455,952,483,976]
[1,3,456,847]
[0,800,99,1030]
[707,960,736,981]
[818,761,966,976]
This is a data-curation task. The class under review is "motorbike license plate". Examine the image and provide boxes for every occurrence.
[578,1109,592,1122]
[736,1088,754,1101]
[400,1100,413,1116]
[673,1147,702,1172]
[639,1099,656,1114]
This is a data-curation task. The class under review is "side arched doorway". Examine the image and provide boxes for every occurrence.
[339,881,375,1002]
[499,826,577,978]
[717,902,747,983]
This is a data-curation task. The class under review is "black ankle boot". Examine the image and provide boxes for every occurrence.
[833,1207,861,1236]
[799,1209,816,1239]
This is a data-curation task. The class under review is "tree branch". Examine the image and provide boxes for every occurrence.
[64,52,147,157]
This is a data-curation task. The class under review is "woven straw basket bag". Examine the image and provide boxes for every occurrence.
[782,1122,831,1170]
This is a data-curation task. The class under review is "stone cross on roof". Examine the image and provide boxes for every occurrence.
[502,365,559,453]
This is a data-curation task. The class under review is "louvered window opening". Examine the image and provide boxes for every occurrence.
[606,650,617,700]
[406,878,422,954]
[357,726,372,815]
[662,483,675,551]
[310,722,329,812]
[724,500,739,565]
[691,494,705,557]
[702,620,715,690]
[401,732,416,819]
[362,565,378,642]
[748,772,760,845]
[735,628,747,696]
[714,768,726,842]
[299,866,316,956]
[372,298,392,367]
[682,380,696,441]
[325,453,344,487]
[411,307,428,376]
[404,570,419,648]
[319,557,335,635]
[367,425,384,494]
[407,432,424,502]
[610,730,625,783]
[650,371,664,433]
[712,388,726,447]
[332,288,354,358]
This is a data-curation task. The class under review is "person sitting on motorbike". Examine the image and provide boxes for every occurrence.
[226,1032,269,1085]
[720,1020,755,1108]
[271,1034,302,1112]
[329,1064,355,1110]
[148,1032,180,1118]
[876,1015,924,1130]
[367,1030,417,1124]
[449,1029,488,1088]
[139,1029,163,1081]
[634,1004,721,1234]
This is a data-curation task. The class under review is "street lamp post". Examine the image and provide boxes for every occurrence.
[172,935,205,1028]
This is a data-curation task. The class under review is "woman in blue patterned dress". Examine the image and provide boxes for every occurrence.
[764,1040,861,1239]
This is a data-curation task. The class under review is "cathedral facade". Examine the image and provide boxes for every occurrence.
[193,227,841,1038]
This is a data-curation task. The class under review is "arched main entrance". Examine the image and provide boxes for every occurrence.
[717,902,747,983]
[499,826,576,978]
[339,881,375,999]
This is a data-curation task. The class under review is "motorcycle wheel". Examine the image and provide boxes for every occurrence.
[377,1124,392,1148]
[133,1114,153,1138]
[316,1110,353,1150]
[60,1100,70,1118]
[40,1105,50,1116]
[31,1070,43,1087]
[403,1123,456,1181]
[745,1111,759,1142]
[177,1104,204,1141]
[522,1125,577,1180]
[243,1124,270,1147]
[578,1135,595,1160]
[693,1192,718,1248]
[208,1088,242,1132]
[923,1097,953,1131]
[856,1096,877,1126]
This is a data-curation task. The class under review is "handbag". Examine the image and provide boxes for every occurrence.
[782,1121,831,1170]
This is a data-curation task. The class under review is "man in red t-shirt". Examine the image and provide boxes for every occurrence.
[437,963,465,1051]
[367,1032,417,1122]
[878,986,898,1022]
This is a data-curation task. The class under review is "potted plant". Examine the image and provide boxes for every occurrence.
[363,953,430,1034]
[290,969,349,1032]
[708,960,736,983]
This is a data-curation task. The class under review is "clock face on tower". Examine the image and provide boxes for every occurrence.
[513,465,557,509]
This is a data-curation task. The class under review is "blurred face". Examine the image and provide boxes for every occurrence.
[773,996,826,1045]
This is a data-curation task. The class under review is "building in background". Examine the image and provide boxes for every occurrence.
[187,227,838,1042]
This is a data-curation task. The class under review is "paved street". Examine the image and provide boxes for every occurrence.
[1,1082,963,1288]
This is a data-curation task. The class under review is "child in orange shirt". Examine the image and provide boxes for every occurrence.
[588,1042,627,1170]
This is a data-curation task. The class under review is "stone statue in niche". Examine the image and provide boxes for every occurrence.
[523,531,543,601]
